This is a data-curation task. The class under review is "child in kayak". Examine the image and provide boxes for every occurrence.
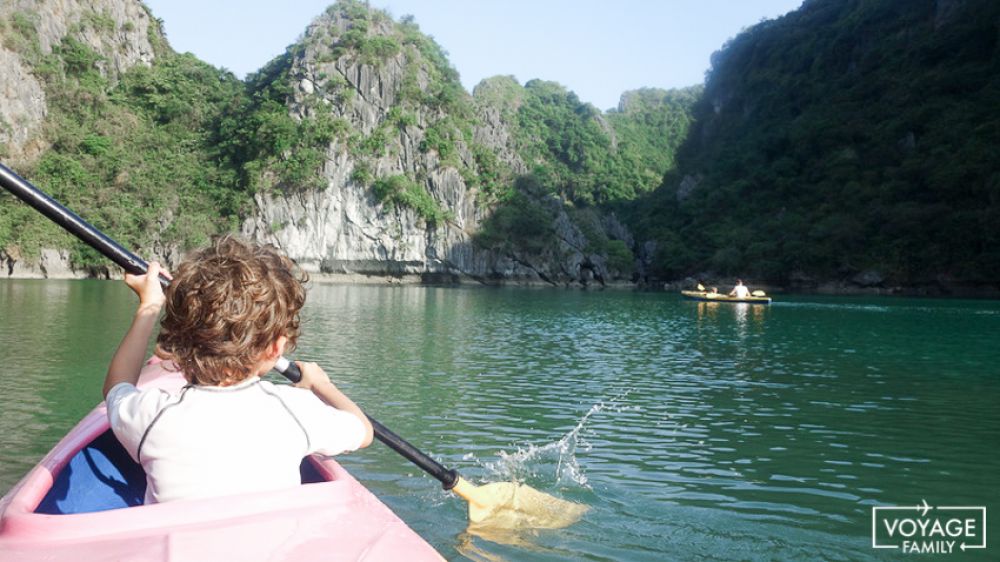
[102,236,374,504]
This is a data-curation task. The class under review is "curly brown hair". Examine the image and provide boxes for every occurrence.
[156,236,308,386]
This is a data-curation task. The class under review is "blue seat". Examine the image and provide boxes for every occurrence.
[35,429,146,514]
[36,429,326,514]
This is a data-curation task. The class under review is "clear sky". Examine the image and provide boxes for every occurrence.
[143,0,803,111]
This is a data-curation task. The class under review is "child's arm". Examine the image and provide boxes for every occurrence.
[103,262,170,398]
[295,361,375,448]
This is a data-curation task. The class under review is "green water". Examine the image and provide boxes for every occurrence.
[1,280,998,560]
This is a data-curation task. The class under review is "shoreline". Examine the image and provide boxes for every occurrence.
[3,272,998,299]
[0,270,639,290]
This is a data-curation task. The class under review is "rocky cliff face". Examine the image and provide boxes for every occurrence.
[0,0,157,159]
[241,7,621,285]
[0,47,46,158]
[1,0,160,278]
[2,1,641,286]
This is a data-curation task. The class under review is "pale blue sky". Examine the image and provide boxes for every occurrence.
[143,0,802,111]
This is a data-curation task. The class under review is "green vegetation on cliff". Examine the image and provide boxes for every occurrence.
[606,87,700,189]
[372,175,452,226]
[473,78,697,258]
[218,52,340,193]
[0,13,246,268]
[506,80,697,206]
[299,0,471,225]
[1,0,693,275]
[635,0,1000,285]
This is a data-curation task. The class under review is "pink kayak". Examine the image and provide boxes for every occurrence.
[0,360,443,561]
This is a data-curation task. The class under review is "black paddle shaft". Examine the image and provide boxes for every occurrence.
[0,162,461,491]
[0,163,170,287]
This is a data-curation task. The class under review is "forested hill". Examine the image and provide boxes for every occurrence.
[3,0,997,291]
[634,0,1000,291]
[0,0,694,284]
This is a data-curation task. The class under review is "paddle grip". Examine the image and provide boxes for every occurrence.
[275,358,303,383]
[271,360,460,490]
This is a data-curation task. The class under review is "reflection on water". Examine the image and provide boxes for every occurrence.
[696,301,768,333]
[2,283,999,561]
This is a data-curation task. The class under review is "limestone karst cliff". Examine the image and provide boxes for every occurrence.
[1,0,157,160]
[2,0,681,285]
[1,0,165,277]
[0,0,699,285]
[237,4,638,285]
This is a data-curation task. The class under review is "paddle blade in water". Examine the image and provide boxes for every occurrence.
[452,478,588,529]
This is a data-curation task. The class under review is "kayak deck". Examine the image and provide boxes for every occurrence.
[681,290,772,304]
[0,361,443,561]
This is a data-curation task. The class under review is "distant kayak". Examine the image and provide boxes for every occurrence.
[681,290,772,304]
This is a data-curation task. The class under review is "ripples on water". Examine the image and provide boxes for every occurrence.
[0,281,137,487]
[2,283,998,560]
[294,288,1000,560]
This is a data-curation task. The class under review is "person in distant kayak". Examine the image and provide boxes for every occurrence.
[730,279,750,298]
[103,236,374,504]
[697,283,719,294]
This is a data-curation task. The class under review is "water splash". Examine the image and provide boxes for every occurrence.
[484,390,635,488]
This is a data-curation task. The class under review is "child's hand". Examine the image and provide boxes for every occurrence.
[125,261,171,310]
[293,361,332,391]
[293,360,373,447]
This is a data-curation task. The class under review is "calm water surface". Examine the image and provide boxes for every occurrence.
[1,280,998,560]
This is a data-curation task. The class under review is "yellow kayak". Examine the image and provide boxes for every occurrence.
[681,290,772,304]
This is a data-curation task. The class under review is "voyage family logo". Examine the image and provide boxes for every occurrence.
[872,499,986,554]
